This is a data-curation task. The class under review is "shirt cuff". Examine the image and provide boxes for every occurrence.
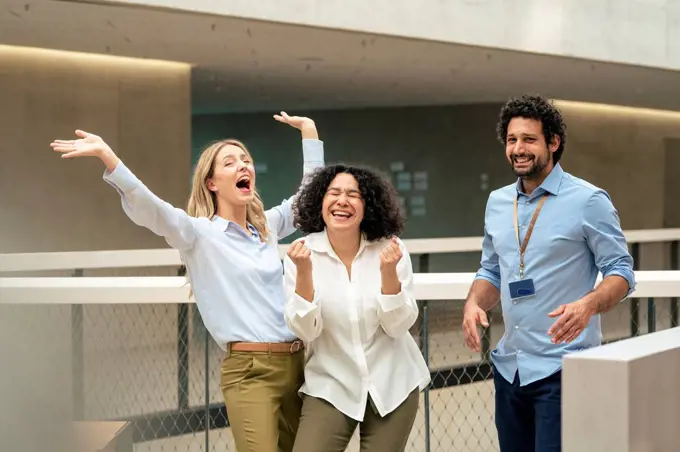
[603,269,636,297]
[291,292,319,318]
[102,160,142,194]
[302,139,324,163]
[474,270,501,291]
[378,292,408,313]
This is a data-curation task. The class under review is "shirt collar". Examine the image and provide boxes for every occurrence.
[515,162,564,197]
[304,228,369,258]
[211,215,259,237]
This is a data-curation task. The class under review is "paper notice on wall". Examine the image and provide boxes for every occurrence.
[397,196,407,215]
[480,172,488,191]
[390,161,405,172]
[414,171,428,191]
[410,195,426,207]
[410,195,426,217]
[396,172,412,191]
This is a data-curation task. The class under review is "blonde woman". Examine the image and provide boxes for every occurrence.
[49,113,324,452]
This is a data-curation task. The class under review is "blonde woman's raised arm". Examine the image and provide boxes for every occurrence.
[51,130,197,251]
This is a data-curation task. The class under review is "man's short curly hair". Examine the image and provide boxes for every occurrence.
[496,94,567,164]
[292,164,404,241]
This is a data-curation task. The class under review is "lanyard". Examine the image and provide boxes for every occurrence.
[513,193,548,279]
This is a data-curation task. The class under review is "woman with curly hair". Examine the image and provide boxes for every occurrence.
[282,164,430,452]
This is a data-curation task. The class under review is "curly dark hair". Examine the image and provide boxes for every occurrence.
[292,164,404,241]
[496,94,567,164]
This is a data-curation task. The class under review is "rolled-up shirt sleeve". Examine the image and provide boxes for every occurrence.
[582,190,636,297]
[474,224,501,291]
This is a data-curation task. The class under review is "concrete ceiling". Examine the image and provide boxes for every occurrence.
[2,0,680,114]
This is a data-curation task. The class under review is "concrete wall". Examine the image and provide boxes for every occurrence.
[0,304,74,452]
[0,45,192,254]
[0,45,190,451]
[105,0,680,71]
[664,138,680,228]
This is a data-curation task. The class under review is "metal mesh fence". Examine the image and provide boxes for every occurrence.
[2,294,675,452]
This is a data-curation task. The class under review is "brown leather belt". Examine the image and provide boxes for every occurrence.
[228,340,304,354]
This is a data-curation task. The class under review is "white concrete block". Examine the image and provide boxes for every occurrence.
[563,327,680,452]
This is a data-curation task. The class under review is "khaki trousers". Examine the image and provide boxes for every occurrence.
[219,348,305,452]
[291,389,420,452]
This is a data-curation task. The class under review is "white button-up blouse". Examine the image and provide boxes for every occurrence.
[283,230,431,421]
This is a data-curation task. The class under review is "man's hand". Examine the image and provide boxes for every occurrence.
[462,302,490,352]
[547,298,596,344]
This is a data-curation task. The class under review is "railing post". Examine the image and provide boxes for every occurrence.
[671,241,679,328]
[630,243,640,336]
[71,268,84,420]
[205,326,210,452]
[177,267,189,411]
[647,298,656,333]
[481,307,492,362]
[418,253,431,452]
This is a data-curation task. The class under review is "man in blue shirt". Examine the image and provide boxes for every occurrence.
[462,95,636,452]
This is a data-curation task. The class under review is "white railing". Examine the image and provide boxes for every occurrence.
[2,271,680,304]
[1,228,679,273]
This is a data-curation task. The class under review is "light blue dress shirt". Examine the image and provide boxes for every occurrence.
[103,139,324,350]
[475,163,636,386]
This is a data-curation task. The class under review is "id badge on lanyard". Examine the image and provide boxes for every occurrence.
[508,193,548,300]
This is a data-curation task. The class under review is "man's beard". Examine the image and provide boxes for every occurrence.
[510,153,549,179]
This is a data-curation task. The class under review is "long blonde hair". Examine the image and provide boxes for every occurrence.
[187,139,269,240]
[182,139,269,297]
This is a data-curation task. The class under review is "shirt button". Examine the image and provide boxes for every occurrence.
[515,325,519,329]
[513,301,518,305]
[517,350,522,354]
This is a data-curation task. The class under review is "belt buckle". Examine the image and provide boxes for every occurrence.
[289,340,302,354]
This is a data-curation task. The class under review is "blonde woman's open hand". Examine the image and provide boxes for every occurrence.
[51,130,119,171]
[50,130,113,159]
[273,112,318,140]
